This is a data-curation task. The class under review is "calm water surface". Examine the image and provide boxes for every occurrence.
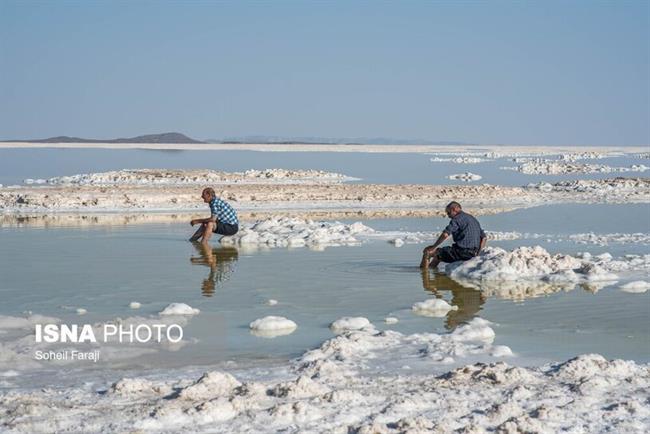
[1,204,648,389]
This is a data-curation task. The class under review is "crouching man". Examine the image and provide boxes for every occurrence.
[420,201,486,269]
[190,187,239,243]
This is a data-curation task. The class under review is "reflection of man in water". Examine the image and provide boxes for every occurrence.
[190,243,239,296]
[420,201,486,269]
[421,267,486,330]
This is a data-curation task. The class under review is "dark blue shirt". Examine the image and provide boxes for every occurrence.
[443,211,485,250]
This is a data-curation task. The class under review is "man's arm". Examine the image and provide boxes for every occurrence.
[479,229,486,252]
[190,215,218,226]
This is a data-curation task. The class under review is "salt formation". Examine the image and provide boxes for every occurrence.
[444,246,623,284]
[619,281,650,293]
[412,299,459,317]
[384,317,399,324]
[249,316,297,338]
[159,303,200,316]
[40,168,356,186]
[430,156,490,164]
[220,218,373,249]
[0,317,647,433]
[329,317,372,332]
[446,172,483,182]
[505,159,649,175]
[129,302,141,309]
[266,299,278,306]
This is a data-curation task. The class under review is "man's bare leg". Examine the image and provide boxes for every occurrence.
[200,221,215,244]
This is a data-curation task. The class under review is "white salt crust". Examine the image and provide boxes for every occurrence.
[2,318,646,433]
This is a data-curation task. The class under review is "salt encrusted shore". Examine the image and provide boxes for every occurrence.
[1,320,648,433]
[26,168,357,186]
[1,176,648,215]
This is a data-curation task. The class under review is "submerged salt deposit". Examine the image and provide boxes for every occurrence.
[619,281,650,293]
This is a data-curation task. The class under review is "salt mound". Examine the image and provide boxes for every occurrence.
[220,217,374,249]
[179,371,241,400]
[129,301,141,309]
[451,318,496,343]
[249,316,297,338]
[444,246,623,285]
[159,303,200,316]
[266,299,278,306]
[412,299,459,317]
[329,317,371,332]
[384,317,399,324]
[76,308,87,315]
[109,378,167,396]
[620,281,650,293]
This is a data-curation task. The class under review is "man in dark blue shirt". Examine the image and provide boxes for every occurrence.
[420,201,486,269]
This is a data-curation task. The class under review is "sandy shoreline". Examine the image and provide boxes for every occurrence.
[1,141,648,154]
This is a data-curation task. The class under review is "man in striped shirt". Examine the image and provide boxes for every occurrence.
[189,188,239,243]
[420,201,486,269]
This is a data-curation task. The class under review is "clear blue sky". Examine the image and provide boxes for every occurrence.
[1,0,648,145]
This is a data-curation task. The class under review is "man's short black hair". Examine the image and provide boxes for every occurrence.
[446,201,462,211]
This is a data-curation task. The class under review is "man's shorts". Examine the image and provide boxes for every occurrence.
[213,222,238,236]
[437,245,478,263]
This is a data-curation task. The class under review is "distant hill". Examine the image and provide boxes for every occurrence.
[7,132,204,144]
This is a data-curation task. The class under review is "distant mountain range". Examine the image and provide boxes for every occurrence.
[3,132,468,146]
[6,132,204,144]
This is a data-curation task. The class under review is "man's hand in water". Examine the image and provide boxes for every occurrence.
[422,246,437,256]
[420,246,437,268]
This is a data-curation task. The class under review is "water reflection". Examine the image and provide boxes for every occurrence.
[190,243,239,296]
[420,268,486,330]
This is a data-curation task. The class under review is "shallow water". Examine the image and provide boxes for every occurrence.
[0,148,646,186]
[1,204,648,392]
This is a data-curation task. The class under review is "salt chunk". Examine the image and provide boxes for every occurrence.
[249,316,297,338]
[330,317,371,331]
[129,302,141,309]
[159,303,200,315]
[412,299,458,317]
[384,317,399,324]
